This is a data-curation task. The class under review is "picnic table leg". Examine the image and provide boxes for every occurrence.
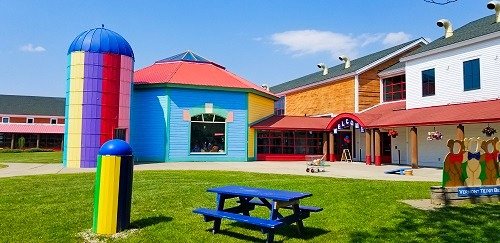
[212,194,226,234]
[266,230,275,243]
[238,196,250,216]
[291,204,304,234]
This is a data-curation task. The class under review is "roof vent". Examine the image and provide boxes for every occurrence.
[261,84,270,91]
[317,63,328,75]
[437,19,453,38]
[487,1,500,23]
[338,55,351,69]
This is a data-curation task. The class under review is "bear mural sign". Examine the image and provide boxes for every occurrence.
[432,137,500,205]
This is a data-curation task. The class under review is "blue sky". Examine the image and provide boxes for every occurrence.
[0,0,493,97]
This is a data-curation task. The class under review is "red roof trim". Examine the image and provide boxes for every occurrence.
[326,113,366,130]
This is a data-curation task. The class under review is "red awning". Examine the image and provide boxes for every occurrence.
[0,124,64,134]
[357,99,500,128]
[251,116,332,131]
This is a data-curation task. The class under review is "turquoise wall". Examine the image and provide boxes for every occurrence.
[130,88,168,162]
[168,87,248,162]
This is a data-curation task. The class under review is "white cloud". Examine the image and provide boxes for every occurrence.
[382,32,412,46]
[271,30,413,59]
[271,30,359,58]
[20,44,46,52]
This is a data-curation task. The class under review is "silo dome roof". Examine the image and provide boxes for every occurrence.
[67,27,134,58]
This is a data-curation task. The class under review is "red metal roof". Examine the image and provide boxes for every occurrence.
[134,60,277,98]
[358,99,500,128]
[251,116,333,131]
[0,124,64,134]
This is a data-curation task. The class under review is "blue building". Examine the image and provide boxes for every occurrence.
[131,51,277,162]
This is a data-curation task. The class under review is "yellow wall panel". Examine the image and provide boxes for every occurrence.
[69,65,84,78]
[247,93,275,159]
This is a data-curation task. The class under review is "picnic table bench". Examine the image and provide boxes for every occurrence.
[193,185,322,243]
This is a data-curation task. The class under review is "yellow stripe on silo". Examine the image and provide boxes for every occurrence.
[247,93,275,159]
[96,156,122,235]
[66,52,85,168]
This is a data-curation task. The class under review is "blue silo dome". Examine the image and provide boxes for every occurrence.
[67,26,134,58]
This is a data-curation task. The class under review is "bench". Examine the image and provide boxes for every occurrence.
[243,198,323,212]
[193,208,284,229]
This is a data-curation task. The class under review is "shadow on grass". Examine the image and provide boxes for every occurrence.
[210,222,329,242]
[129,215,172,229]
[350,203,500,242]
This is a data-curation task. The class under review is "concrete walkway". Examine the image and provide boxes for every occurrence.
[0,161,442,181]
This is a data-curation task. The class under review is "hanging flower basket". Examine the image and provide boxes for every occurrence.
[388,129,398,138]
[427,131,443,141]
[482,125,497,137]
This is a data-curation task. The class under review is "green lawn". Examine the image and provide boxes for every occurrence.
[0,171,498,242]
[0,151,62,163]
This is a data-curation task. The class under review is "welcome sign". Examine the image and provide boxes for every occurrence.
[457,186,500,197]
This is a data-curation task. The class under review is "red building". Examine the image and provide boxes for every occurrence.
[0,95,65,149]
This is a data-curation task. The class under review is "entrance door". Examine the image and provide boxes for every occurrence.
[381,132,391,163]
[335,131,352,161]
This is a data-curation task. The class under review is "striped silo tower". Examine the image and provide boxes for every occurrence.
[64,26,134,168]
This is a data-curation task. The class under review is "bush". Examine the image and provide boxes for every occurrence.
[0,148,54,153]
[17,137,25,150]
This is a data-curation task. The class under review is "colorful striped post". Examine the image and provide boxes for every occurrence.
[92,139,133,235]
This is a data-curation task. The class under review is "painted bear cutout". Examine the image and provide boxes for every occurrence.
[443,139,466,187]
[463,137,483,187]
[480,137,499,185]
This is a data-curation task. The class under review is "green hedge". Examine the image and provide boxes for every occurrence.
[0,148,55,153]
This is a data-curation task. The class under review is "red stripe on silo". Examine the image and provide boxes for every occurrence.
[100,54,121,144]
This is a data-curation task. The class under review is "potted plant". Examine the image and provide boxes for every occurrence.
[482,125,497,137]
[388,129,398,138]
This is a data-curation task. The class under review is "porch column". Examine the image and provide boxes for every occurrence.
[365,129,372,165]
[36,134,40,148]
[11,134,15,149]
[329,132,335,161]
[410,126,419,169]
[322,133,328,156]
[374,129,381,166]
[456,124,464,140]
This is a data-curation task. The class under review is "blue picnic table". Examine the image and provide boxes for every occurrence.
[193,185,323,243]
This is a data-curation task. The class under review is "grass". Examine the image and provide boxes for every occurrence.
[0,171,498,242]
[0,151,62,163]
[0,164,6,169]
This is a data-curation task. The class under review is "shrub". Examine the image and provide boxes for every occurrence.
[17,137,25,150]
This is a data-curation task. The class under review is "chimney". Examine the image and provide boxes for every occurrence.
[338,55,351,69]
[437,19,453,38]
[317,63,328,75]
[487,1,500,23]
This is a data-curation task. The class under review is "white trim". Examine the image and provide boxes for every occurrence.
[401,31,500,62]
[354,75,359,113]
[358,100,406,113]
[379,78,384,103]
[26,117,34,124]
[1,117,10,123]
[309,113,336,117]
[356,38,428,75]
[275,38,427,96]
[378,67,405,78]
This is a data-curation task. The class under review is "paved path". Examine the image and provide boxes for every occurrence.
[0,161,442,181]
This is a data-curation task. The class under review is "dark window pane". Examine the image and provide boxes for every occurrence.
[422,69,435,96]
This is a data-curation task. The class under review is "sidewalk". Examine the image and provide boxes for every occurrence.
[0,161,442,181]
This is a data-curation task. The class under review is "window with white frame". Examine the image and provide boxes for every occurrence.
[190,114,226,153]
[50,118,57,124]
[1,117,9,123]
[27,117,34,124]
[274,97,285,115]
